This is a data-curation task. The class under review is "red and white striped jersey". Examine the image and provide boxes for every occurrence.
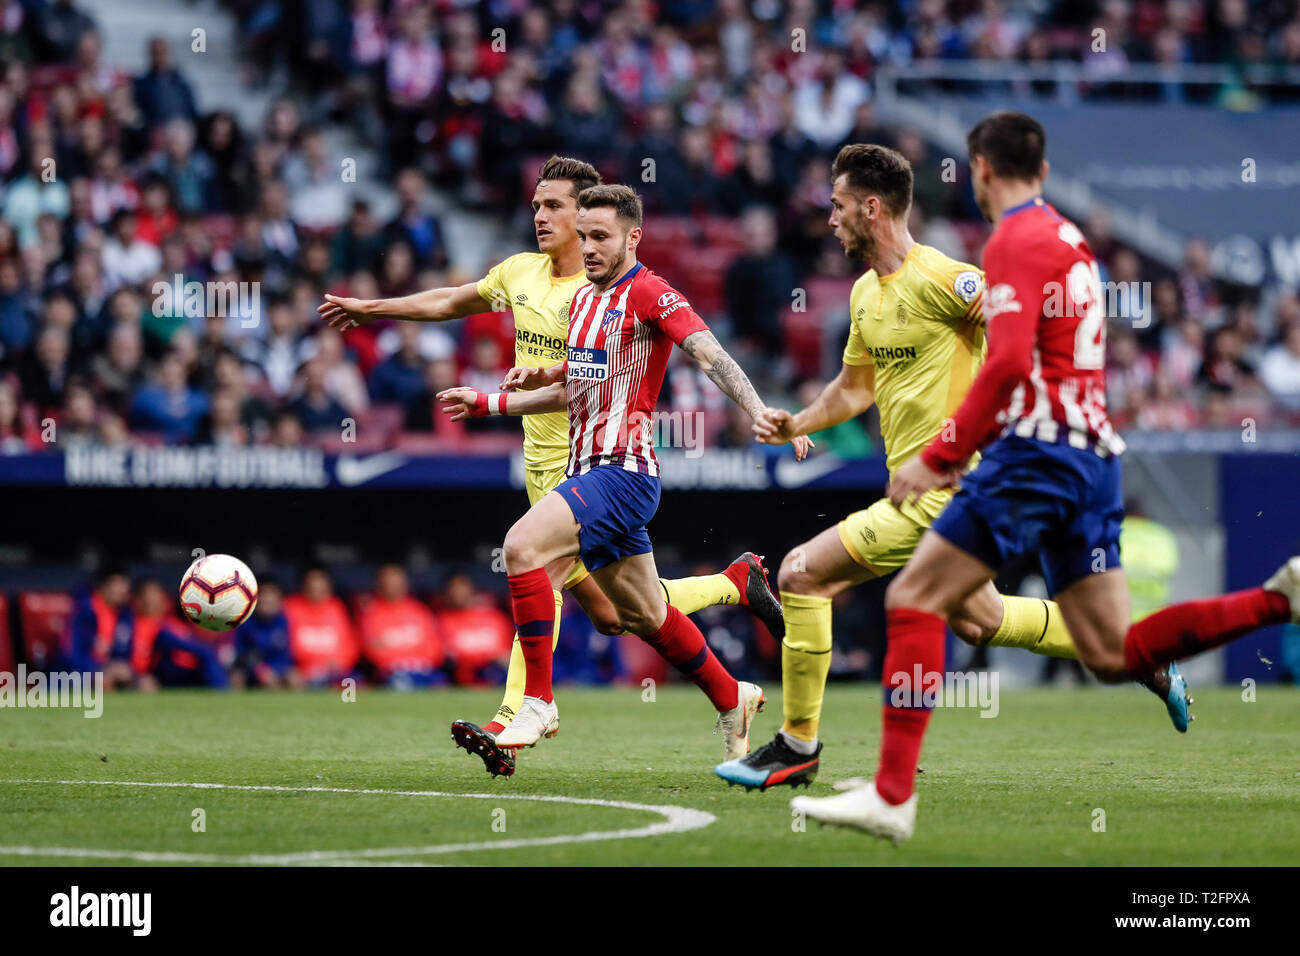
[563,263,708,477]
[924,198,1125,471]
[990,200,1125,457]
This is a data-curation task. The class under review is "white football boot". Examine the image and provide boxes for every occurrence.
[716,681,765,761]
[791,781,917,846]
[1264,556,1300,624]
[494,695,559,748]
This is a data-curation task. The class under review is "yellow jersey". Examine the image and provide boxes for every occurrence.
[477,252,587,471]
[842,243,986,520]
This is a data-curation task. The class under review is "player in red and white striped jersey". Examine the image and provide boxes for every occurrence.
[439,185,809,754]
[795,110,1300,845]
[562,261,706,477]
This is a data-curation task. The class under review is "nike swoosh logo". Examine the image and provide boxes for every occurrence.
[774,453,843,488]
[335,452,407,487]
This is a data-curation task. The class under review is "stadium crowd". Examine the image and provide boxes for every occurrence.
[1,0,1299,468]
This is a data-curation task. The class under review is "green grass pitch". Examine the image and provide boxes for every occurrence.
[1,684,1297,865]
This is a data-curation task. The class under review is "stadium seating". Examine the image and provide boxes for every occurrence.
[17,592,76,671]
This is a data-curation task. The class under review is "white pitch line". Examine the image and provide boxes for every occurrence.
[0,778,716,865]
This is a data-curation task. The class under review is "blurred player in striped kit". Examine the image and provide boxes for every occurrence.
[795,114,1300,843]
[716,143,1190,795]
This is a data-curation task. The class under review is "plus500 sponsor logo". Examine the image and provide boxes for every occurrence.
[568,346,609,381]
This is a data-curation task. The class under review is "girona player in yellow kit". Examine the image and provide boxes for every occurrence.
[714,144,1190,791]
[319,156,784,776]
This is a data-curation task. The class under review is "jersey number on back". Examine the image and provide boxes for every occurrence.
[1058,224,1105,371]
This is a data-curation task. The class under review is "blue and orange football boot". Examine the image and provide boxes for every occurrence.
[715,732,821,791]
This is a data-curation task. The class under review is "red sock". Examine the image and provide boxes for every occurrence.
[484,721,505,734]
[642,604,739,711]
[508,567,556,702]
[876,608,946,806]
[721,558,750,606]
[1124,587,1290,678]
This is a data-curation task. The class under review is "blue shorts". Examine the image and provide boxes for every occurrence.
[556,465,661,572]
[930,434,1123,595]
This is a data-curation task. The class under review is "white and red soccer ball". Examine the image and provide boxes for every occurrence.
[179,554,259,631]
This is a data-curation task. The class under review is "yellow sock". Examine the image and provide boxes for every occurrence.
[659,574,740,615]
[493,589,563,727]
[988,596,1077,659]
[779,592,833,742]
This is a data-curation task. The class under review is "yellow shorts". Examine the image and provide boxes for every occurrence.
[525,461,590,589]
[836,490,951,577]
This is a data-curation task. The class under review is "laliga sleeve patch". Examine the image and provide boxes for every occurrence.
[954,270,983,303]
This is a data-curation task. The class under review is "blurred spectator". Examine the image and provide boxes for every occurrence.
[129,349,207,441]
[310,328,369,413]
[18,326,73,412]
[55,379,97,445]
[191,386,249,446]
[793,378,873,458]
[283,565,360,684]
[1261,321,1300,407]
[724,206,798,358]
[243,294,312,398]
[36,0,96,64]
[359,564,444,687]
[437,572,513,686]
[1198,325,1258,394]
[382,168,447,269]
[4,134,71,248]
[0,380,36,452]
[288,357,349,434]
[402,356,461,434]
[92,319,147,410]
[1135,369,1200,430]
[132,36,197,126]
[330,199,383,276]
[370,320,433,405]
[284,127,348,230]
[233,577,297,688]
[61,563,134,686]
[101,209,161,292]
[1178,239,1216,322]
[792,51,870,151]
[131,579,229,689]
[1106,327,1156,423]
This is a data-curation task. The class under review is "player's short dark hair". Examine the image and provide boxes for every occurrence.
[536,155,602,199]
[577,184,644,228]
[831,144,913,217]
[967,110,1046,182]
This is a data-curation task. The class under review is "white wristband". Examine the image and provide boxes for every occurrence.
[489,393,508,415]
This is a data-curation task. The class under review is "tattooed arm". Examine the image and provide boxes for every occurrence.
[679,330,765,419]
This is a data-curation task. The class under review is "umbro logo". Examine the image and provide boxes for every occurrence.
[515,294,528,303]
[864,527,877,543]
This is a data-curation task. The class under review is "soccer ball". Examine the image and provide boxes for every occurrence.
[179,554,259,631]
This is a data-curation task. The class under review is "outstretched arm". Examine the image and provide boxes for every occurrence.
[437,382,567,420]
[754,362,875,444]
[319,281,491,330]
[679,330,766,419]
